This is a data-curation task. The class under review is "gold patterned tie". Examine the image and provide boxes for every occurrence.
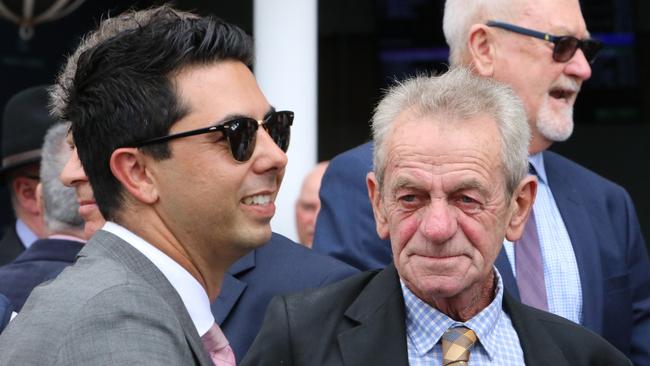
[441,326,478,366]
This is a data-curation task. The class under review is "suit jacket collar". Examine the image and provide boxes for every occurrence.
[542,151,603,333]
[338,265,584,365]
[213,249,256,325]
[12,238,82,264]
[503,291,569,365]
[338,264,409,366]
[80,230,213,366]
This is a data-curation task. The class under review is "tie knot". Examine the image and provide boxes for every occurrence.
[441,326,477,366]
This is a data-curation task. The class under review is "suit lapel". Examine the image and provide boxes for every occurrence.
[337,265,409,366]
[495,249,519,299]
[543,152,603,333]
[85,231,213,366]
[212,251,255,325]
[503,292,568,366]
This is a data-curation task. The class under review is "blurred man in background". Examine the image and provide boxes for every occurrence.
[0,122,86,312]
[0,85,54,265]
[295,161,328,247]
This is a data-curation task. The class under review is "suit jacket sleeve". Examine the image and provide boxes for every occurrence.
[619,189,650,365]
[55,283,201,365]
[312,143,392,271]
[241,296,293,366]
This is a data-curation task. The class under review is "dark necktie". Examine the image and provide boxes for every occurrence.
[441,326,477,366]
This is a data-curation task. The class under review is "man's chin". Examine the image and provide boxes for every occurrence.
[536,107,574,142]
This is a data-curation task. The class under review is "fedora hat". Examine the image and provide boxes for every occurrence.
[1,85,57,178]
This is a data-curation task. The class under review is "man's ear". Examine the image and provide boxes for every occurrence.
[505,175,537,242]
[467,24,496,77]
[110,148,159,205]
[35,182,44,216]
[367,172,390,240]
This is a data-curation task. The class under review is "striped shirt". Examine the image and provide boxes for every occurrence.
[402,269,525,365]
[503,153,582,324]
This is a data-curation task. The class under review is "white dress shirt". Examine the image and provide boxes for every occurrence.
[102,221,215,336]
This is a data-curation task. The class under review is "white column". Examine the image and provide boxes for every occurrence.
[254,0,317,242]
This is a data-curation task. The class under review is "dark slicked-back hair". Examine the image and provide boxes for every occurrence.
[58,6,254,221]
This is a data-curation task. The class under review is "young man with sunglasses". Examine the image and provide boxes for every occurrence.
[313,0,650,363]
[0,6,296,365]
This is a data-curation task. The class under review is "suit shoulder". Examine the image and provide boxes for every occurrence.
[0,258,180,363]
[544,150,626,192]
[507,298,631,364]
[255,233,358,285]
[328,142,373,171]
[264,234,358,272]
[282,269,380,313]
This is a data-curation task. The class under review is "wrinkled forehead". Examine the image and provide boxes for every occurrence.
[515,0,588,37]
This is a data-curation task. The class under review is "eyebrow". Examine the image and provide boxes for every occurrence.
[213,106,277,127]
[388,176,425,196]
[450,179,490,197]
[389,176,490,196]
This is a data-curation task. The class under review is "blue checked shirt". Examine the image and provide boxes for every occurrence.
[503,153,582,324]
[401,269,525,365]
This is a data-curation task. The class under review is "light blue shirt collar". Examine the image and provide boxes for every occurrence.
[401,267,506,361]
[15,219,38,249]
[528,152,547,184]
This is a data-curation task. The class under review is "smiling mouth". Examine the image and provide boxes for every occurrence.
[242,194,272,205]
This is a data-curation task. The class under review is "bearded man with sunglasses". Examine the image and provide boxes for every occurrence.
[313,0,650,363]
[0,6,305,365]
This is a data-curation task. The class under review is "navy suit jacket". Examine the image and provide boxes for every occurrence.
[313,141,650,365]
[0,238,83,312]
[212,233,358,362]
[0,223,25,266]
[0,293,11,333]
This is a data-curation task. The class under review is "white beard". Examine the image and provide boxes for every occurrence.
[535,94,575,142]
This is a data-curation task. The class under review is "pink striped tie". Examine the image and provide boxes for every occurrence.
[201,323,236,366]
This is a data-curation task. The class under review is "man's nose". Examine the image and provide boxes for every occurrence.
[419,200,457,244]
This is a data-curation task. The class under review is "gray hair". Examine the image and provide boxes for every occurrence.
[49,6,199,119]
[371,67,530,195]
[443,0,522,65]
[40,122,83,232]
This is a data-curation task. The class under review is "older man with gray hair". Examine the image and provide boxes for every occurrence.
[0,122,86,312]
[244,68,629,366]
[314,1,650,363]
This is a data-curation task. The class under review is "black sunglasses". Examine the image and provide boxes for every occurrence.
[131,110,294,162]
[486,21,602,64]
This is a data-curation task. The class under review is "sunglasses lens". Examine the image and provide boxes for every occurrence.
[265,111,293,152]
[554,37,579,62]
[581,39,602,63]
[227,119,258,161]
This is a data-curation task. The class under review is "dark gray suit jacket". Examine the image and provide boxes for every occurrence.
[0,230,212,365]
[243,265,631,366]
